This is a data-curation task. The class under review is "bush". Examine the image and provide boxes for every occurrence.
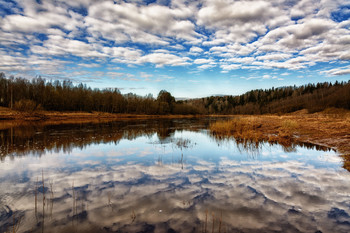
[14,99,41,112]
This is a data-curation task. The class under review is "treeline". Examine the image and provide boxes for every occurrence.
[0,73,200,115]
[0,72,349,115]
[186,80,350,114]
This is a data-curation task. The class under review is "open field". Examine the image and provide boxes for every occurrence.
[210,108,350,170]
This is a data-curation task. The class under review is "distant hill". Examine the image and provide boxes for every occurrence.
[184,81,350,114]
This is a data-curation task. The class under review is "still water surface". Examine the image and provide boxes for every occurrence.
[1,118,350,233]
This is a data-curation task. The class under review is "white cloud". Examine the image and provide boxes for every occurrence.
[30,35,106,58]
[197,64,216,70]
[281,72,291,76]
[197,0,278,44]
[226,57,255,64]
[138,53,191,67]
[189,46,204,54]
[86,1,200,45]
[0,0,349,77]
[140,72,153,79]
[221,64,241,71]
[193,58,213,64]
[198,0,276,26]
[257,53,293,61]
[322,66,350,76]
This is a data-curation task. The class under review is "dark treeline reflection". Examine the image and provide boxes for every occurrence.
[1,118,333,160]
[0,118,211,159]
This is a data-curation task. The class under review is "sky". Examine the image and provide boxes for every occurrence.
[0,0,350,98]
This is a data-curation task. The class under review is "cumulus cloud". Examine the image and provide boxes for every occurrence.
[198,0,278,44]
[193,58,214,64]
[86,1,199,45]
[138,52,191,67]
[189,46,204,54]
[322,66,350,76]
[0,0,349,80]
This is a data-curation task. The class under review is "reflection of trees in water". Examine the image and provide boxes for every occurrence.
[0,117,333,161]
[171,138,195,169]
[210,135,263,159]
[0,119,209,159]
[150,137,196,169]
[210,133,334,158]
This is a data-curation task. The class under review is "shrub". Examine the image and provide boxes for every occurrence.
[14,99,41,112]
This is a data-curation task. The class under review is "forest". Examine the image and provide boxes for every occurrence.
[0,73,199,115]
[0,72,349,115]
[187,80,350,114]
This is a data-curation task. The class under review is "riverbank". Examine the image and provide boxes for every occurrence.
[210,108,350,170]
[0,106,202,121]
[0,106,207,130]
[1,106,350,168]
[0,106,207,132]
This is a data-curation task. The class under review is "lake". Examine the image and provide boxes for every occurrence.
[1,118,350,233]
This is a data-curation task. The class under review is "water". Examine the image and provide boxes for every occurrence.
[1,118,350,233]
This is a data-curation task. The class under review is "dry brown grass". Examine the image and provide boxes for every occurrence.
[210,117,263,143]
[210,109,350,170]
[1,106,350,170]
[0,106,201,129]
[210,116,296,146]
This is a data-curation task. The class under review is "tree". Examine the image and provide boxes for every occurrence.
[157,90,175,114]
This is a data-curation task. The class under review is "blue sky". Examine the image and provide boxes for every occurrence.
[0,0,349,98]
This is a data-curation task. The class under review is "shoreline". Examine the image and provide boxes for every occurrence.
[0,107,230,131]
[0,107,202,121]
[210,110,350,170]
[1,107,349,167]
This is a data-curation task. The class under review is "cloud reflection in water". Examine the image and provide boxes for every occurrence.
[0,119,349,233]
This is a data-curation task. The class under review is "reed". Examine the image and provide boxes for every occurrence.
[49,180,54,219]
[131,210,136,223]
[205,209,208,233]
[41,170,45,233]
[211,212,215,233]
[210,117,263,143]
[72,181,77,216]
[10,214,22,233]
[210,116,298,148]
[218,212,222,233]
[107,191,112,206]
[42,170,45,207]
[35,176,38,222]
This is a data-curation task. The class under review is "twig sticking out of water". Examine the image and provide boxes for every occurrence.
[107,191,111,206]
[218,212,222,233]
[107,191,115,212]
[212,213,215,233]
[35,177,38,222]
[131,210,136,223]
[49,180,54,219]
[10,213,22,233]
[72,181,77,216]
[42,170,45,233]
[205,209,208,233]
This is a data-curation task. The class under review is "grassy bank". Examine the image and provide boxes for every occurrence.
[0,106,201,123]
[0,106,208,131]
[210,108,350,170]
[2,106,350,169]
